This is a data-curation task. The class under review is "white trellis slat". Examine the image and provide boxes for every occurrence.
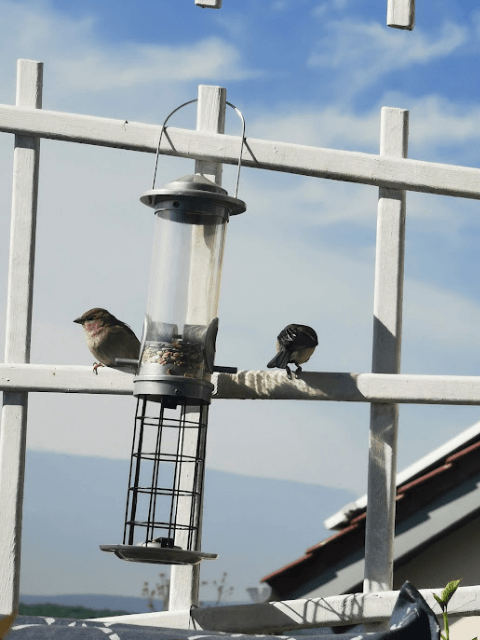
[195,0,222,7]
[0,59,42,620]
[387,0,415,30]
[6,365,480,406]
[363,107,408,630]
[93,585,480,632]
[168,85,226,612]
[3,105,480,200]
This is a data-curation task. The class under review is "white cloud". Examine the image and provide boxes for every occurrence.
[403,278,480,372]
[53,38,255,92]
[271,0,312,10]
[241,169,378,230]
[244,94,480,236]
[407,95,480,151]
[271,0,291,9]
[247,89,480,162]
[0,0,96,56]
[380,90,480,169]
[309,19,468,93]
[0,0,257,119]
[249,105,379,152]
[271,0,350,11]
[312,0,350,17]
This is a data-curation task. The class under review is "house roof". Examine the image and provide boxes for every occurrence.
[261,423,480,600]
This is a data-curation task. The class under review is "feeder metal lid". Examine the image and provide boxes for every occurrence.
[140,173,246,216]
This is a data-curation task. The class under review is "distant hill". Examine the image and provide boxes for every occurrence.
[20,594,150,615]
[19,600,130,619]
[20,450,355,606]
[19,594,245,614]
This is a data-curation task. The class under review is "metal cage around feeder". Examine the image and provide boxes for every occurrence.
[102,397,217,565]
[126,398,205,550]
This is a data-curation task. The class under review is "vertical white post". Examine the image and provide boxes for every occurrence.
[0,59,43,621]
[387,0,415,30]
[168,85,226,612]
[363,108,408,628]
[195,0,222,8]
[194,84,226,185]
[167,406,209,612]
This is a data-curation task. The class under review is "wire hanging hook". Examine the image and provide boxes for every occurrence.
[151,98,246,199]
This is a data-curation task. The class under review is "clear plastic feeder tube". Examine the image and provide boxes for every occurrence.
[135,174,246,403]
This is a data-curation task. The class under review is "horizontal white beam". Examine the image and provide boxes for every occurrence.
[0,364,134,394]
[94,585,480,632]
[1,105,480,199]
[215,370,480,405]
[3,365,480,405]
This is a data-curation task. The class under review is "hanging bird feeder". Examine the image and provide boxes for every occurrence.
[101,99,246,566]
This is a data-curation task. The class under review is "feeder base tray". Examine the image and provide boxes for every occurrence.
[100,544,218,565]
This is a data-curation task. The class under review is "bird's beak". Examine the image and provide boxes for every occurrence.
[73,317,83,324]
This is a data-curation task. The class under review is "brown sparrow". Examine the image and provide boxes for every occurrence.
[267,324,318,379]
[74,308,140,373]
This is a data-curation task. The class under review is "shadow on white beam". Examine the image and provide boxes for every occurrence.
[2,365,480,405]
[93,586,480,632]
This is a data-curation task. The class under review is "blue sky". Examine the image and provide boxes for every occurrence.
[2,0,480,522]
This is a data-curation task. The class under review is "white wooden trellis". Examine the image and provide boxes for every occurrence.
[3,44,480,636]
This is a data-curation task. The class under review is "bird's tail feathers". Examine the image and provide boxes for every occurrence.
[267,348,290,369]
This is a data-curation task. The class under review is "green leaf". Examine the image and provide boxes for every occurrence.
[441,580,461,607]
[433,593,445,611]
